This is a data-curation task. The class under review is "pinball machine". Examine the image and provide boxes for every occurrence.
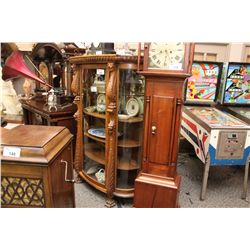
[218,62,250,125]
[180,61,250,200]
[217,62,250,199]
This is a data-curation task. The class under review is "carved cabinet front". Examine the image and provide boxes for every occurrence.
[69,55,144,207]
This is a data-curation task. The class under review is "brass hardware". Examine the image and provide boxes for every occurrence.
[152,126,157,135]
[61,160,75,183]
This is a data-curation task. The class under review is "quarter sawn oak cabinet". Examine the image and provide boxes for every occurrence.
[69,54,144,207]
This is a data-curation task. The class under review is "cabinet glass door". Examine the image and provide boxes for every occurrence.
[117,68,145,190]
[82,67,106,186]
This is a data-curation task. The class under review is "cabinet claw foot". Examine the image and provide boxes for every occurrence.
[105,198,116,208]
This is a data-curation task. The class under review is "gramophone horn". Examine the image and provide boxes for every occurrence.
[2,51,52,88]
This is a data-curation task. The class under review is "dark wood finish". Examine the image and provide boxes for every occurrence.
[1,125,75,208]
[20,98,77,152]
[134,43,195,208]
[134,173,181,208]
[32,43,85,94]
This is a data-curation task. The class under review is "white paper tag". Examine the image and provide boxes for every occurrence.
[96,51,102,55]
[96,69,105,75]
[90,86,97,92]
[3,146,21,158]
[169,63,183,70]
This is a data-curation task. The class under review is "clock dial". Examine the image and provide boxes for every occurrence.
[38,62,49,82]
[38,62,50,90]
[148,43,185,70]
[97,94,106,113]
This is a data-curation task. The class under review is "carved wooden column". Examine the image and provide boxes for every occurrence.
[105,62,118,207]
[72,65,83,174]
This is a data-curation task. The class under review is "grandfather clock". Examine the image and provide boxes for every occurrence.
[134,43,195,207]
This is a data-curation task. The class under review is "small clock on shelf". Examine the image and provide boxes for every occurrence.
[96,93,106,113]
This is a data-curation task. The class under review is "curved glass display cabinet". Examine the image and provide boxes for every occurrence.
[69,54,144,207]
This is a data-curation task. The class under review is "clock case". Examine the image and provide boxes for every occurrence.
[140,43,194,75]
[134,43,195,208]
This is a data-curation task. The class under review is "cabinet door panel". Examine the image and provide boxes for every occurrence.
[148,95,176,165]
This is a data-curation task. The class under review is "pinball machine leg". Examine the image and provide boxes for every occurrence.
[200,155,210,201]
[241,156,249,200]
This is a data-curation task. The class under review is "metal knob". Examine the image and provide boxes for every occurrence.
[152,126,157,135]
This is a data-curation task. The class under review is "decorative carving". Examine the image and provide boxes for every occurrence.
[105,119,116,208]
[69,54,138,65]
[106,63,117,114]
[105,63,117,207]
[71,65,80,96]
[108,120,115,135]
[1,176,45,207]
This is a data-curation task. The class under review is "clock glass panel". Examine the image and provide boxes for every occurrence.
[148,43,185,70]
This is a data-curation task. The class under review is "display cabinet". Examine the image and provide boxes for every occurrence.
[69,54,144,207]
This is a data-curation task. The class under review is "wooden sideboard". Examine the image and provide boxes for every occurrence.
[1,125,75,208]
[20,98,77,151]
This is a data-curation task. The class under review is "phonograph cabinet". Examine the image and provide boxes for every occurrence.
[133,43,195,207]
[1,125,75,208]
[69,54,144,207]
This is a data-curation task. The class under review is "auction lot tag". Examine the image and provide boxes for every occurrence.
[3,147,21,158]
[97,69,105,75]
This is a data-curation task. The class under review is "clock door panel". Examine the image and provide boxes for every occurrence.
[149,95,176,165]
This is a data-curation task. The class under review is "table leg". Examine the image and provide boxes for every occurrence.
[200,155,210,201]
[241,156,249,200]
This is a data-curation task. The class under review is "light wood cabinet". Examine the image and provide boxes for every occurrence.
[69,55,144,207]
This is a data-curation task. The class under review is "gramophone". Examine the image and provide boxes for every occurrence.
[2,51,58,109]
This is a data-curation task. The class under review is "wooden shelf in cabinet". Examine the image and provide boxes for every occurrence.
[84,132,105,143]
[118,116,143,123]
[79,170,106,194]
[118,159,139,170]
[118,139,141,148]
[85,143,105,165]
[83,110,105,119]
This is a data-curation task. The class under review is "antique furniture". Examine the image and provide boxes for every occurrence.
[69,54,144,207]
[32,43,85,95]
[133,43,195,208]
[216,62,250,199]
[20,99,77,150]
[1,125,75,208]
[181,61,250,200]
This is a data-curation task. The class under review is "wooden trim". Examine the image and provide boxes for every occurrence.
[113,188,135,198]
[69,54,138,64]
[79,171,107,193]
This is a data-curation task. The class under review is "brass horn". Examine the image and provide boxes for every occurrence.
[2,50,52,89]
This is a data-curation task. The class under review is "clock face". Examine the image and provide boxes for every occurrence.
[148,43,185,70]
[38,62,49,90]
[38,62,49,82]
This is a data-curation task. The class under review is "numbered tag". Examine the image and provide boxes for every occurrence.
[169,63,183,70]
[96,69,105,75]
[3,147,21,158]
[90,86,97,92]
[96,51,102,55]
